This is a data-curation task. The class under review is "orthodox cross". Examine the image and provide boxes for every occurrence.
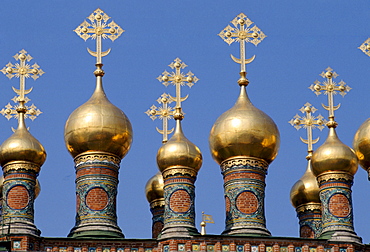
[359,38,370,57]
[145,93,175,143]
[309,67,351,126]
[0,49,43,122]
[156,58,198,110]
[218,13,266,73]
[289,102,326,159]
[74,8,124,64]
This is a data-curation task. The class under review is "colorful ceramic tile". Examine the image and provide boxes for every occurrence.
[207,245,214,252]
[178,244,185,251]
[145,249,152,252]
[117,249,124,252]
[60,247,67,252]
[266,246,273,252]
[222,245,229,252]
[295,248,302,252]
[103,248,110,252]
[340,249,346,252]
[13,241,21,249]
[310,248,316,252]
[237,245,244,252]
[74,248,82,252]
[193,244,200,251]
[164,245,170,252]
[45,247,52,252]
[280,247,287,252]
[89,248,96,252]
[252,246,259,252]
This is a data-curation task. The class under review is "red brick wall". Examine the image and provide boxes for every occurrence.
[328,194,350,217]
[236,191,258,214]
[7,185,29,209]
[169,190,191,213]
[86,187,109,211]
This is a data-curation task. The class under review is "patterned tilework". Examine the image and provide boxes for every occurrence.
[221,158,270,235]
[68,153,123,237]
[222,245,230,252]
[207,245,215,252]
[161,172,198,236]
[193,244,200,251]
[2,164,40,235]
[237,245,244,252]
[318,177,357,236]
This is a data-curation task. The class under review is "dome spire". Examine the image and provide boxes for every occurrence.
[310,67,361,243]
[289,103,325,238]
[210,13,279,236]
[66,8,132,239]
[0,49,46,236]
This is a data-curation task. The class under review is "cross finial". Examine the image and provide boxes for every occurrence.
[309,67,351,128]
[74,8,124,65]
[0,49,43,124]
[145,93,175,143]
[218,13,266,75]
[289,102,326,159]
[359,38,370,57]
[156,58,199,111]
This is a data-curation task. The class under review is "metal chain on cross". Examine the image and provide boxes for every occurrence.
[309,67,351,128]
[145,93,175,143]
[289,102,326,159]
[218,13,266,85]
[0,49,44,126]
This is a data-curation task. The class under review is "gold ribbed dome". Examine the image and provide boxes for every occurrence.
[312,127,358,176]
[157,120,202,172]
[290,160,320,208]
[145,171,164,203]
[353,118,370,171]
[0,114,46,167]
[209,85,280,165]
[64,79,133,158]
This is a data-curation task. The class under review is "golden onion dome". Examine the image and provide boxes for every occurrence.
[0,114,46,167]
[157,119,202,172]
[145,171,164,203]
[64,77,133,158]
[209,85,280,165]
[353,118,370,171]
[312,127,358,177]
[290,159,320,208]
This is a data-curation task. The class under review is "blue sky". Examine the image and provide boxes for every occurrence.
[0,0,370,242]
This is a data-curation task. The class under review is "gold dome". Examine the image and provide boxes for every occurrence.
[209,85,280,165]
[145,171,164,203]
[0,114,46,167]
[312,127,358,177]
[157,120,202,172]
[353,118,370,171]
[290,160,320,208]
[64,78,133,158]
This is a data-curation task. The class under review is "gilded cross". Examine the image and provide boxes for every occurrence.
[157,58,198,109]
[0,49,43,121]
[289,103,326,158]
[309,67,351,125]
[74,8,124,64]
[218,13,266,73]
[145,93,175,143]
[359,38,370,57]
